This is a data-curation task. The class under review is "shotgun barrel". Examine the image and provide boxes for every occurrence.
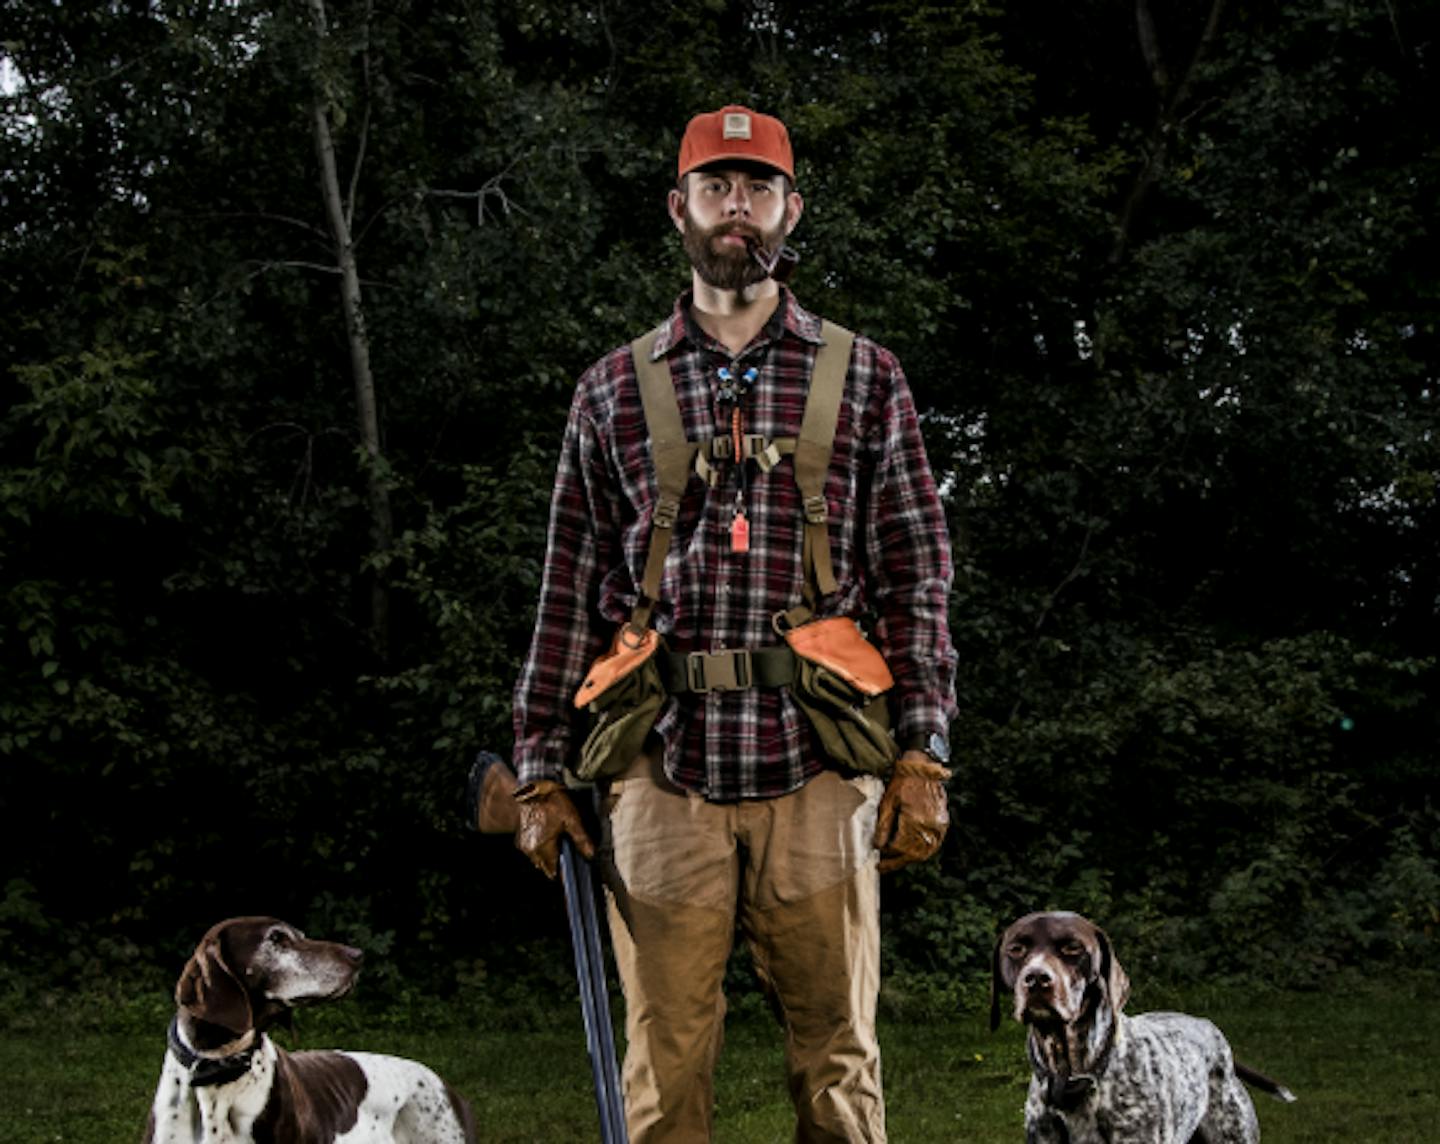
[559,836,629,1143]
[466,752,629,1143]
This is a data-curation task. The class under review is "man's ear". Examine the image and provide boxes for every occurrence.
[667,185,688,233]
[784,190,804,236]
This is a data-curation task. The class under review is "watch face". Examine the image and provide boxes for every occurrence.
[927,732,950,764]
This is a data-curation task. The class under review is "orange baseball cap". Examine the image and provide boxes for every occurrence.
[677,105,795,182]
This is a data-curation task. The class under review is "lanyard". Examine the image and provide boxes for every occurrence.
[716,365,759,553]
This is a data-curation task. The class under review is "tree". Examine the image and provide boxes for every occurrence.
[1,0,1434,994]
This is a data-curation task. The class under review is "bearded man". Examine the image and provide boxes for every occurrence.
[511,104,957,1143]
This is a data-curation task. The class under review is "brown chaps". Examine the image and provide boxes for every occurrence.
[600,748,885,1143]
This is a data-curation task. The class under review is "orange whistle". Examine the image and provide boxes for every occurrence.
[730,510,750,553]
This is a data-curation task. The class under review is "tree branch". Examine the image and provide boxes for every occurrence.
[345,3,375,232]
[427,161,527,226]
[249,259,344,276]
[1135,0,1169,101]
[1107,0,1227,268]
[1169,0,1227,118]
[345,101,371,231]
[188,211,328,238]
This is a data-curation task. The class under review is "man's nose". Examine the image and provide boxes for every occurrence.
[724,184,752,216]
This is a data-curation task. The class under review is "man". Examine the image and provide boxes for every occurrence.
[511,104,957,1143]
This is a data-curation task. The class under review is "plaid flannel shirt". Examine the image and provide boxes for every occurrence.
[512,289,957,801]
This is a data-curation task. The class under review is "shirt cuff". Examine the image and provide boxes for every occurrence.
[513,735,570,789]
[897,704,950,751]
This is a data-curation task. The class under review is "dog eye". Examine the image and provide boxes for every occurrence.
[1006,941,1027,957]
[267,929,292,946]
[1060,940,1085,957]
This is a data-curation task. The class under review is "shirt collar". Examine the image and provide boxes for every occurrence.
[647,287,825,361]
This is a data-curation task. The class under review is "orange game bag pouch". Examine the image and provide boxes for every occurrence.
[782,617,900,776]
[572,627,665,782]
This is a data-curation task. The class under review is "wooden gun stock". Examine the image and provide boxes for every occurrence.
[466,751,520,835]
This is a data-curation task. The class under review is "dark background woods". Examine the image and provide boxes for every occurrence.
[2,0,1436,1005]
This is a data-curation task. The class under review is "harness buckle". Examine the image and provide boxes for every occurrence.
[686,649,752,693]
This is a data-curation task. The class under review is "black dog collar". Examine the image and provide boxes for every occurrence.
[167,1016,258,1088]
[1028,1034,1112,1113]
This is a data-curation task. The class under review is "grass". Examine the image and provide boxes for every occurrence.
[3,983,1436,1142]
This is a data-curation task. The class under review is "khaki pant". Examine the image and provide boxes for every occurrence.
[600,748,886,1143]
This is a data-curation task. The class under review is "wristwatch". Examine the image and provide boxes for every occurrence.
[907,732,950,766]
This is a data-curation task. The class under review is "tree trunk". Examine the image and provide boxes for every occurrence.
[308,0,392,659]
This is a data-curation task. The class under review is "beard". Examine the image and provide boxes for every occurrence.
[681,211,788,292]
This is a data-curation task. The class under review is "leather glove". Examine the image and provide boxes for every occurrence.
[873,752,952,873]
[514,780,596,879]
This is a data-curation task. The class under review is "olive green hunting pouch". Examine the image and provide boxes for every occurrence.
[782,616,900,778]
[572,626,665,782]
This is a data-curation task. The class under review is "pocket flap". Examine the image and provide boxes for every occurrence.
[784,617,893,697]
[573,627,661,710]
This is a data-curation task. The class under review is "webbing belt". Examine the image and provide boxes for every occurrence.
[658,645,797,694]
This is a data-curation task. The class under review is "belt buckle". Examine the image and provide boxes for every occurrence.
[687,649,752,692]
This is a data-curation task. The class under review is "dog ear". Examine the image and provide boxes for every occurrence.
[176,936,253,1036]
[1094,925,1130,1014]
[988,932,1006,1032]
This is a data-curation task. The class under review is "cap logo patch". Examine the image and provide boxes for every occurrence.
[722,113,752,140]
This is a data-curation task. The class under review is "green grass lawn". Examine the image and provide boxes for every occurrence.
[3,985,1435,1142]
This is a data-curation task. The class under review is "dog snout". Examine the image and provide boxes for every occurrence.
[1014,955,1066,1022]
[340,944,363,967]
[1023,966,1053,991]
[1018,955,1056,995]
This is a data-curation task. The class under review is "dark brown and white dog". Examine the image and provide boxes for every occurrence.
[143,916,475,1143]
[991,911,1294,1143]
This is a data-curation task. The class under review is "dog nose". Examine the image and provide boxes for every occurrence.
[1024,968,1052,990]
[342,945,364,966]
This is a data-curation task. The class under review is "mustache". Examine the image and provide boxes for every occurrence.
[711,223,762,242]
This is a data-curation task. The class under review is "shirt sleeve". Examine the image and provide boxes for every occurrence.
[859,343,959,747]
[511,373,620,786]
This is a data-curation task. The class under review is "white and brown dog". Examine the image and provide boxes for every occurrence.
[144,916,475,1143]
[991,911,1294,1143]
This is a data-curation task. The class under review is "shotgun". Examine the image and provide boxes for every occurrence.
[467,752,629,1144]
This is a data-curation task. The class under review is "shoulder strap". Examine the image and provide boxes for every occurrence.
[630,326,695,630]
[629,319,856,633]
[784,319,854,627]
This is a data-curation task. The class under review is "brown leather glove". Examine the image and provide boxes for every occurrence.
[873,752,952,873]
[514,780,596,879]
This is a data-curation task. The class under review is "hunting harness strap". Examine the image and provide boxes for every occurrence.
[628,320,855,640]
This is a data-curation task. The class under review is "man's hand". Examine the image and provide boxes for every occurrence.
[515,780,597,879]
[873,750,952,873]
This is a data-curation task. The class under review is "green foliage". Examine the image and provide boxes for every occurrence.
[1,0,1435,998]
